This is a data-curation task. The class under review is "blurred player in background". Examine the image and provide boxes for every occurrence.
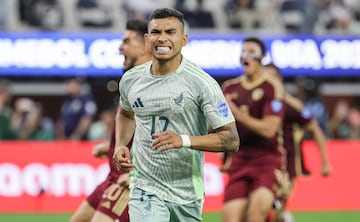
[263,63,332,222]
[56,77,97,140]
[69,18,150,222]
[221,36,286,222]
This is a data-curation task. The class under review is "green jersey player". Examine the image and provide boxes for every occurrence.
[113,8,239,222]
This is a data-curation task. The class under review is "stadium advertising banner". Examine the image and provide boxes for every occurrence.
[0,141,359,213]
[0,32,360,77]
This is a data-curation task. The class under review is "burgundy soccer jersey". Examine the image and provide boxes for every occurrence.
[282,93,312,178]
[222,75,285,156]
[222,74,286,201]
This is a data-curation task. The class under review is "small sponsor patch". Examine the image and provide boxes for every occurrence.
[271,99,283,113]
[301,108,312,119]
[217,102,229,117]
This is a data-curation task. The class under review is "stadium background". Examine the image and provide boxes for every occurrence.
[1,0,360,221]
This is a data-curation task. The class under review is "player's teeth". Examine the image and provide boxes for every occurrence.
[157,47,170,52]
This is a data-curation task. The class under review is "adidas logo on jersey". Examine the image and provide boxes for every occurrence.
[132,97,144,108]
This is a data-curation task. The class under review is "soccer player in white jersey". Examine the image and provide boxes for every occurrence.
[113,7,240,222]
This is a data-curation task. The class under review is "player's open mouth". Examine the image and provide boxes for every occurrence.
[156,46,171,53]
[242,60,249,66]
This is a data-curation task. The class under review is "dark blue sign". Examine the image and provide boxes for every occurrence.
[0,32,359,77]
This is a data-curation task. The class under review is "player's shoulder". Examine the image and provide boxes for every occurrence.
[122,61,150,79]
[183,58,219,86]
[285,93,304,111]
[222,76,243,89]
[263,74,283,90]
[263,74,284,98]
[183,58,211,78]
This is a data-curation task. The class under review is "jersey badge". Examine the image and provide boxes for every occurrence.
[170,93,184,110]
[271,99,283,113]
[217,102,229,117]
[252,88,264,101]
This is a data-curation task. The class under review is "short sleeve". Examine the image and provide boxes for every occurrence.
[119,77,132,111]
[201,79,235,129]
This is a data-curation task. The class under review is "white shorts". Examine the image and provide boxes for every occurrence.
[129,187,203,222]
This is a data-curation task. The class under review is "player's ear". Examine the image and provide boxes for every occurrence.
[182,33,188,46]
[144,33,150,50]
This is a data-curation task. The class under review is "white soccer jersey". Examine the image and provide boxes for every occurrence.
[119,57,234,204]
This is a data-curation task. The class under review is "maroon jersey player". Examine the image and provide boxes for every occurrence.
[221,36,286,222]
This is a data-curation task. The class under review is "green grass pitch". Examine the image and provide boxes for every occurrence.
[1,212,360,222]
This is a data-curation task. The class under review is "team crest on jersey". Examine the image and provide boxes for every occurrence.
[252,88,264,101]
[271,99,283,113]
[170,93,185,110]
[216,102,229,117]
[301,108,312,119]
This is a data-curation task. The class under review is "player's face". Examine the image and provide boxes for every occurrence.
[119,30,145,72]
[145,17,188,62]
[240,42,263,76]
[67,79,81,96]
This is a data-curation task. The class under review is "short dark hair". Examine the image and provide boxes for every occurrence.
[148,8,185,26]
[243,36,266,56]
[126,19,148,38]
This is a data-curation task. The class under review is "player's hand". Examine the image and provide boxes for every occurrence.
[113,145,133,172]
[225,94,247,122]
[92,142,109,158]
[219,152,232,173]
[152,130,183,151]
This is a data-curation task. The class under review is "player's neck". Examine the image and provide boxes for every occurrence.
[151,55,182,76]
[245,71,263,82]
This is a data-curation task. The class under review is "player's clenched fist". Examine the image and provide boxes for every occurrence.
[113,145,133,172]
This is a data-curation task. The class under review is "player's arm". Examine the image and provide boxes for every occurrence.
[225,94,282,139]
[234,112,281,139]
[152,122,239,152]
[191,122,239,152]
[305,118,332,177]
[115,105,135,147]
[92,142,110,158]
[208,125,234,171]
[113,105,135,171]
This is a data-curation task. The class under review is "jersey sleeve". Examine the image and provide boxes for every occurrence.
[263,82,285,118]
[118,75,132,112]
[201,78,235,129]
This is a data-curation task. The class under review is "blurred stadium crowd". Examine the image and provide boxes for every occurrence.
[1,0,360,141]
[1,0,360,34]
